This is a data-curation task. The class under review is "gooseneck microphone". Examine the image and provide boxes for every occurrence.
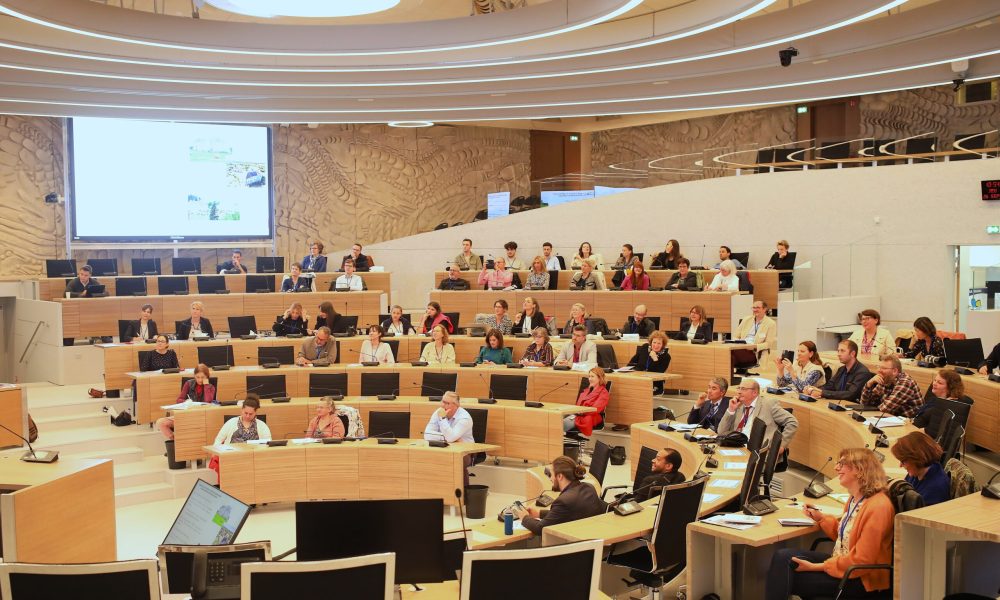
[530,382,568,408]
[868,409,890,434]
[411,381,450,401]
[477,373,497,404]
[0,421,58,463]
[803,456,834,498]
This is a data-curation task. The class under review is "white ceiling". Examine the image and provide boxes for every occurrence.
[0,0,996,125]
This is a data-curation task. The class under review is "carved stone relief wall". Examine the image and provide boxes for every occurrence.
[858,83,1000,143]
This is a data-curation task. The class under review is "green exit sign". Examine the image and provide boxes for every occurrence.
[987,225,1000,234]
[796,106,808,114]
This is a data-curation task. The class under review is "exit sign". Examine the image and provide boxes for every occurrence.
[984,180,1000,201]
[988,225,1000,234]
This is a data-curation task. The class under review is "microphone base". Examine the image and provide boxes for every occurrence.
[827,402,848,411]
[376,394,397,401]
[803,482,832,499]
[982,483,1000,499]
[377,438,399,445]
[427,395,443,402]
[212,364,231,371]
[524,401,543,408]
[705,457,719,469]
[868,425,884,435]
[850,412,866,423]
[21,450,59,463]
[270,397,291,403]
[477,398,497,404]
[428,440,449,448]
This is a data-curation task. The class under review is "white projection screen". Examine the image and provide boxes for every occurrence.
[69,118,273,241]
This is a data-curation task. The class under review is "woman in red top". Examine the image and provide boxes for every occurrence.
[621,259,651,290]
[563,367,610,437]
[157,363,216,440]
[420,301,454,334]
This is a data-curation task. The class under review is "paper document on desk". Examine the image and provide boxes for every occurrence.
[160,400,207,410]
[702,514,758,530]
[291,438,319,445]
[669,423,699,431]
[212,445,237,453]
[724,462,749,470]
[470,531,497,546]
[864,416,905,428]
[702,493,722,504]
[718,449,743,456]
[708,479,740,489]
[614,366,635,372]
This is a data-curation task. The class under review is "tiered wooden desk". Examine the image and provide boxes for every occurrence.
[56,290,382,339]
[172,396,594,464]
[0,456,116,562]
[821,351,1000,454]
[37,272,391,301]
[204,437,496,506]
[433,269,781,308]
[429,289,747,334]
[0,386,26,450]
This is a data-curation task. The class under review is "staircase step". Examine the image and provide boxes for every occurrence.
[115,457,172,488]
[65,445,146,465]
[33,412,111,432]
[115,482,174,508]
[28,397,133,420]
[33,424,165,458]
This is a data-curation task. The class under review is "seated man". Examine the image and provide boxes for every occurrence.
[665,257,702,290]
[477,257,513,289]
[719,380,798,454]
[219,250,248,274]
[634,448,686,502]
[454,238,483,271]
[296,326,337,366]
[503,241,526,270]
[570,258,606,290]
[622,304,657,337]
[732,300,777,362]
[979,341,999,375]
[424,391,475,485]
[439,264,471,290]
[542,242,561,270]
[555,325,597,366]
[860,355,924,417]
[513,455,606,535]
[332,259,364,291]
[687,377,729,432]
[713,245,745,270]
[65,264,101,297]
[340,242,371,271]
[805,340,873,402]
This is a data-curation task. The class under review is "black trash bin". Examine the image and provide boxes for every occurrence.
[563,439,583,462]
[652,405,668,421]
[164,440,187,470]
[464,484,489,519]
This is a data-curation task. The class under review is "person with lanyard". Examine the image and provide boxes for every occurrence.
[420,324,456,365]
[512,297,547,335]
[332,259,364,291]
[718,379,798,455]
[626,331,671,394]
[733,300,777,362]
[305,396,346,439]
[296,326,337,366]
[359,324,395,364]
[454,238,483,271]
[764,448,894,599]
[520,326,555,366]
[281,262,314,292]
[477,257,513,289]
[123,304,158,342]
[156,363,216,440]
[475,329,512,365]
[381,304,416,335]
[424,391,475,485]
[806,340,873,402]
[555,325,597,366]
[687,377,728,432]
[847,309,894,357]
[542,242,561,270]
[302,241,327,272]
[439,264,471,290]
[623,304,657,337]
[775,340,827,392]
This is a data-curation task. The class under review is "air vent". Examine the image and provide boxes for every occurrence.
[957,80,997,105]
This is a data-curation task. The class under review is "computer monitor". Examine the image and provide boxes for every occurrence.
[737,449,765,508]
[459,540,602,600]
[329,315,358,334]
[228,316,258,338]
[45,259,77,278]
[255,256,284,274]
[197,275,228,294]
[0,560,159,600]
[115,277,147,296]
[258,346,294,366]
[172,257,202,275]
[131,257,161,276]
[198,345,235,368]
[240,554,395,600]
[943,338,985,368]
[761,429,784,494]
[86,258,118,276]
[295,498,443,585]
[163,479,252,546]
[245,274,275,293]
[157,276,189,295]
[245,375,287,399]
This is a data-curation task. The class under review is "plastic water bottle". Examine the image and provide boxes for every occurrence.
[503,508,514,535]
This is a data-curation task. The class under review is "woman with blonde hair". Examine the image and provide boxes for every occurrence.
[563,303,589,334]
[420,324,456,365]
[306,396,346,439]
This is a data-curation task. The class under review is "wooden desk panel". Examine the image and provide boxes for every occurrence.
[360,446,410,499]
[253,446,307,504]
[305,444,360,500]
[408,448,462,501]
[0,387,26,449]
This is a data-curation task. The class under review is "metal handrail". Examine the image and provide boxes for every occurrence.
[19,320,48,364]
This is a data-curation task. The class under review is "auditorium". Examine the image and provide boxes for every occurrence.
[0,1,998,598]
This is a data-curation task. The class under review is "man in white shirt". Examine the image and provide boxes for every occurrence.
[542,242,561,270]
[555,325,597,366]
[333,259,364,291]
[425,391,476,485]
[718,379,798,454]
[503,241,526,270]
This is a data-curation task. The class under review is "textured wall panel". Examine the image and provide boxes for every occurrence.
[859,84,1000,143]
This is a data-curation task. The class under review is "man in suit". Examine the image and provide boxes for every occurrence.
[514,455,605,535]
[555,325,597,366]
[623,304,657,337]
[219,250,248,274]
[687,377,728,431]
[718,379,798,453]
[733,300,777,362]
[296,327,337,366]
[634,448,686,502]
[805,340,873,402]
[439,264,471,290]
[341,243,371,271]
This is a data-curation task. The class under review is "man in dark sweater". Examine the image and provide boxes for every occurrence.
[635,448,686,501]
[514,456,606,535]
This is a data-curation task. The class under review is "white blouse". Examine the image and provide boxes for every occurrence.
[360,340,395,364]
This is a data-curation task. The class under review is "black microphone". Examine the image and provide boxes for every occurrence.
[531,382,568,408]
[827,396,849,412]
[367,430,398,443]
[803,456,834,498]
[982,470,1000,499]
[226,383,266,405]
[310,386,344,400]
[657,408,693,432]
[377,388,399,401]
[868,409,890,434]
[454,488,471,550]
[691,457,709,480]
[0,421,58,463]
[477,373,497,404]
[411,381,449,401]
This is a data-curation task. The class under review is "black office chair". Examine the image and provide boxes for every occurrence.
[197,345,234,368]
[556,255,566,270]
[245,274,275,293]
[466,407,489,465]
[905,136,937,162]
[922,396,973,441]
[422,372,458,397]
[368,411,410,439]
[747,417,767,454]
[729,252,750,269]
[360,372,399,396]
[547,270,560,290]
[736,271,754,293]
[443,312,461,332]
[754,148,776,173]
[115,277,147,296]
[490,374,527,401]
[596,344,618,370]
[605,477,707,596]
[601,445,657,501]
[950,133,988,161]
[939,423,966,464]
[228,316,257,338]
[816,140,851,168]
[328,315,358,334]
[584,317,609,336]
[117,319,132,342]
[589,440,613,486]
[761,429,784,499]
[258,346,294,366]
[309,372,347,398]
[384,339,400,361]
[245,375,287,399]
[137,350,153,372]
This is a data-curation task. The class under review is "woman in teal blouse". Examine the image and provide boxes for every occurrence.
[476,328,513,365]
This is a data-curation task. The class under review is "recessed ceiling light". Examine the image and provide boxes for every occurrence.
[491,93,508,97]
[387,121,434,128]
[203,0,399,18]
[652,80,670,85]
[357,98,374,102]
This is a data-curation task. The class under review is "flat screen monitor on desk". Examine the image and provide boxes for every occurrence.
[45,259,77,278]
[197,275,228,295]
[0,560,159,600]
[86,258,118,276]
[131,257,161,276]
[295,498,443,585]
[157,276,189,295]
[115,277,147,296]
[943,338,985,369]
[256,256,284,274]
[172,257,202,275]
[737,449,765,509]
[246,274,275,293]
[163,479,252,546]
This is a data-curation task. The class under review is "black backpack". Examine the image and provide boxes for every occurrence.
[887,479,925,513]
[609,446,627,466]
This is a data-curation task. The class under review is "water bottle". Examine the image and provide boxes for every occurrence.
[503,508,514,535]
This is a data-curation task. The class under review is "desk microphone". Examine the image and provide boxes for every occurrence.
[367,430,397,442]
[868,409,890,434]
[827,396,849,412]
[455,488,471,550]
[411,381,449,401]
[477,373,497,404]
[310,387,344,400]
[0,421,59,463]
[531,382,569,408]
[802,456,833,498]
[376,388,399,401]
[658,408,692,432]
[421,430,450,447]
[227,383,267,405]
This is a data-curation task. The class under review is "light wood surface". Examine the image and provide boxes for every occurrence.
[0,386,26,450]
[0,457,116,563]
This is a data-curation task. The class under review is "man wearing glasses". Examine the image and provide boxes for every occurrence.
[718,379,798,455]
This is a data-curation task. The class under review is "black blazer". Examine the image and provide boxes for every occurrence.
[521,481,606,535]
[666,271,700,290]
[512,311,547,335]
[623,317,656,337]
[301,254,327,273]
[687,399,726,431]
[439,277,471,291]
[820,361,874,401]
[673,318,712,342]
[273,315,308,337]
[176,317,214,340]
[651,253,678,269]
[627,343,671,373]
[766,252,795,270]
[219,261,247,274]
[634,470,685,502]
[380,316,415,335]
[123,319,158,341]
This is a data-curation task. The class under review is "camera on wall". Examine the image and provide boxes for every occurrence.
[44,192,62,204]
[778,47,798,67]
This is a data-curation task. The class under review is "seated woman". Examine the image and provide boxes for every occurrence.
[525,256,550,289]
[512,297,547,335]
[764,447,894,599]
[890,431,950,506]
[570,241,604,271]
[705,260,739,291]
[420,324,456,365]
[214,395,272,445]
[651,239,681,269]
[665,257,702,290]
[176,301,214,340]
[564,367,610,437]
[157,363,217,439]
[476,328,513,365]
[611,243,636,271]
[381,304,416,336]
[765,239,795,270]
[520,326,555,366]
[305,397,346,439]
[302,241,327,273]
[420,301,454,334]
[570,258,607,290]
[123,303,158,342]
[903,316,945,360]
[774,340,827,392]
[848,309,894,357]
[628,331,671,394]
[621,259,650,290]
[481,299,513,335]
[280,262,314,292]
[313,301,347,334]
[912,369,973,439]
[673,305,713,342]
[273,302,309,336]
[563,302,589,334]
[477,257,513,290]
[140,335,179,371]
[360,324,395,364]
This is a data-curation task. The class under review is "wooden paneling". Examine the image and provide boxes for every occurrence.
[0,387,26,449]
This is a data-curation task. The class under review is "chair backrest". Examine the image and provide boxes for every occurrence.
[647,316,661,329]
[632,446,659,489]
[422,372,458,396]
[245,375,287,399]
[0,559,160,600]
[246,274,275,293]
[118,319,132,341]
[547,270,559,290]
[329,315,358,334]
[887,479,926,513]
[384,339,399,360]
[466,408,489,444]
[115,276,147,296]
[459,539,602,600]
[589,440,612,486]
[649,477,707,572]
[360,372,400,396]
[556,255,566,270]
[736,270,754,292]
[595,344,618,370]
[131,257,161,276]
[443,312,461,330]
[258,346,294,366]
[309,373,347,397]
[198,345,234,368]
[157,276,189,295]
[730,252,750,269]
[368,411,410,439]
[242,553,395,600]
[228,316,258,338]
[584,317,609,335]
[939,423,966,464]
[747,417,767,454]
[906,136,936,156]
[196,275,227,294]
[490,374,528,401]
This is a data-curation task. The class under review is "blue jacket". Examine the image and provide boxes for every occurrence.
[906,462,950,506]
[302,255,327,272]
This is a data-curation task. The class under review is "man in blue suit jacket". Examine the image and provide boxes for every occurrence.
[687,377,728,432]
[302,241,327,272]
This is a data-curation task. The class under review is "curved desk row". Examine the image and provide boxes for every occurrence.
[56,290,383,339]
[172,396,593,463]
